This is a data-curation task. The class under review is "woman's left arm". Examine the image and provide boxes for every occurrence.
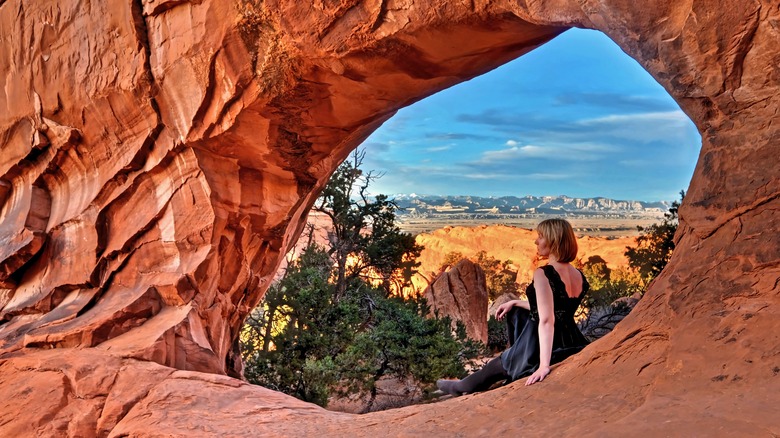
[526,268,555,386]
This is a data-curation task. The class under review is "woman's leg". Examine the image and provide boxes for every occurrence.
[506,307,518,347]
[437,355,508,396]
[506,306,530,347]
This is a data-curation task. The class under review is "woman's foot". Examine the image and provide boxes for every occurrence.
[436,379,463,396]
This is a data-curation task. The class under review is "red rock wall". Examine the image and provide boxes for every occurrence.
[0,0,569,376]
[0,0,778,436]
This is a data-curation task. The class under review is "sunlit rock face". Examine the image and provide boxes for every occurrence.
[412,224,635,290]
[0,0,778,436]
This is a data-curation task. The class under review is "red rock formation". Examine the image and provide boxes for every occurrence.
[412,224,634,291]
[0,0,778,436]
[423,259,489,343]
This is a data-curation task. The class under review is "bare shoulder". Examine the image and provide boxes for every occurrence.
[533,267,551,288]
[533,266,548,279]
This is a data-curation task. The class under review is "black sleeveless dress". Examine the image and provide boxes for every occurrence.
[500,264,590,381]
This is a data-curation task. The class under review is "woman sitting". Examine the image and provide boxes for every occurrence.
[437,218,590,394]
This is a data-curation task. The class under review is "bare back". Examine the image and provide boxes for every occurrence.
[549,262,584,298]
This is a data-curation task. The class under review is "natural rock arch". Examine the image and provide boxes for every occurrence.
[0,0,777,436]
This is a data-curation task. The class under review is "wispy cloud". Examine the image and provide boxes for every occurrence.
[575,110,693,143]
[463,173,511,180]
[456,108,694,146]
[463,171,573,182]
[479,145,544,162]
[363,141,391,152]
[456,109,530,129]
[578,111,690,126]
[618,159,649,167]
[522,173,572,180]
[476,142,613,164]
[356,29,701,200]
[424,132,498,141]
[553,93,678,113]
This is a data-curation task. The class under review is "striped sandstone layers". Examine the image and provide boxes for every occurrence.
[0,0,777,436]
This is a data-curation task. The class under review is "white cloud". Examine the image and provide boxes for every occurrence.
[425,145,453,152]
[518,145,546,155]
[477,142,609,164]
[522,173,571,180]
[463,171,569,181]
[478,145,540,162]
[505,139,518,146]
[463,173,511,180]
[579,110,688,125]
[576,110,695,144]
[568,143,616,152]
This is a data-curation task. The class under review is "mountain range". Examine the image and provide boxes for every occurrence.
[389,194,670,217]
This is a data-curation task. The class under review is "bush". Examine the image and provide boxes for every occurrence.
[337,295,481,411]
[241,151,481,410]
[576,191,684,340]
[241,264,483,409]
[625,191,683,287]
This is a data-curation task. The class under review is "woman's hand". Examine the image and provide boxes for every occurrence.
[496,300,530,319]
[495,301,516,320]
[525,366,551,386]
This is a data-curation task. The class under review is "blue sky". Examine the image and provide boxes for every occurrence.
[359,28,701,202]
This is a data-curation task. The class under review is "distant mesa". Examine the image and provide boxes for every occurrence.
[391,194,670,218]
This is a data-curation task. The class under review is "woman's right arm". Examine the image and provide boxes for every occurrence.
[496,299,530,319]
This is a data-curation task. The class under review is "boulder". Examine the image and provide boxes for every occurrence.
[489,292,522,319]
[423,259,489,343]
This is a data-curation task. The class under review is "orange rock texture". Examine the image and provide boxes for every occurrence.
[0,0,778,436]
[413,224,634,290]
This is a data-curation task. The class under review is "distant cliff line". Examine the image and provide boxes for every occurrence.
[389,194,671,218]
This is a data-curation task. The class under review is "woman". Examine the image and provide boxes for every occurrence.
[437,218,590,395]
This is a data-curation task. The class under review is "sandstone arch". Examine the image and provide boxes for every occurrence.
[0,0,778,436]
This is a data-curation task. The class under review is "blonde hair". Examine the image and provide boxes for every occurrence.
[537,218,578,263]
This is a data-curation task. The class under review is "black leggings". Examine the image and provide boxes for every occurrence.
[451,355,509,394]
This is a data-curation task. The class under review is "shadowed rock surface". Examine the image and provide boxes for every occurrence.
[0,0,778,436]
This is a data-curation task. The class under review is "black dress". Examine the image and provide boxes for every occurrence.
[500,264,590,381]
